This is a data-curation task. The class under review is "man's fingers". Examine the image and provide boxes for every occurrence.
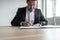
[33,24,42,26]
[22,21,33,26]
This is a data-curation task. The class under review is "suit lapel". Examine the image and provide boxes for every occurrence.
[22,7,26,21]
[34,9,37,23]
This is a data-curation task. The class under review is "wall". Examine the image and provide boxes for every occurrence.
[0,0,26,26]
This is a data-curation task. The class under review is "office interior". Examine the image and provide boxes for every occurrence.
[0,0,60,26]
[0,0,60,40]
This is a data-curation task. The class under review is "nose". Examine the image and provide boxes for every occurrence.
[30,5,34,9]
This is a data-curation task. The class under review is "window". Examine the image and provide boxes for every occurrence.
[46,0,53,18]
[38,0,56,18]
[46,0,56,18]
[56,0,60,17]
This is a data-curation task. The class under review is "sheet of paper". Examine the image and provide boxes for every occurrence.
[42,25,60,27]
[19,25,60,29]
[20,26,41,29]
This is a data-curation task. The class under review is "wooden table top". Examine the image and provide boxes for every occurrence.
[0,26,60,40]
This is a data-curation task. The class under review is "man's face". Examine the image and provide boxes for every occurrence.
[27,1,37,12]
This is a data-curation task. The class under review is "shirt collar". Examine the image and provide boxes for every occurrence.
[26,7,35,13]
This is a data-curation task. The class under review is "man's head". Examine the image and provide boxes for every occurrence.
[26,0,37,12]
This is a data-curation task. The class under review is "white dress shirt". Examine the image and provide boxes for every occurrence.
[25,8,35,24]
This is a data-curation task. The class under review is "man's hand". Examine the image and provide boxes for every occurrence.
[22,21,42,26]
[33,23,42,26]
[22,21,32,26]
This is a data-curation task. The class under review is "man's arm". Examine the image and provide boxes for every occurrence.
[11,8,32,26]
[39,9,48,26]
[11,8,22,26]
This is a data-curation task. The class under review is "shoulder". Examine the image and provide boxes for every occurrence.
[18,7,26,10]
[35,8,41,12]
[35,8,42,13]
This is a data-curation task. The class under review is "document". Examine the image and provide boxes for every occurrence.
[19,25,60,29]
[20,26,41,29]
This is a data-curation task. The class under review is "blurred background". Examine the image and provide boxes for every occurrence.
[0,0,60,26]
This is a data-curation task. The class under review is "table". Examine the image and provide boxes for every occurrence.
[0,26,60,40]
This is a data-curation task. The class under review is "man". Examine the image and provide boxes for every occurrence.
[11,0,48,26]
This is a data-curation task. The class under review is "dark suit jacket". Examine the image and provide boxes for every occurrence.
[11,7,48,26]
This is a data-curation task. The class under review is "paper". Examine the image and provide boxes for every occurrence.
[20,26,41,29]
[19,25,60,29]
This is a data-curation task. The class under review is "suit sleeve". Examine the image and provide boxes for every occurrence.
[39,9,48,26]
[11,8,21,26]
